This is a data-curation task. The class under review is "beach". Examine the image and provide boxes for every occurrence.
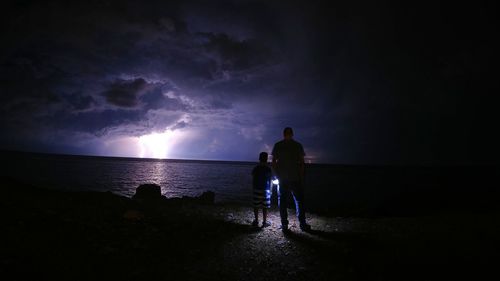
[1,177,498,281]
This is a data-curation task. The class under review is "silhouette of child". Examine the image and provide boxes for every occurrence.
[251,152,273,228]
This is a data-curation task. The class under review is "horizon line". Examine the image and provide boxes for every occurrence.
[1,148,493,167]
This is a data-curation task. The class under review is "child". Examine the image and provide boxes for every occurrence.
[251,152,273,228]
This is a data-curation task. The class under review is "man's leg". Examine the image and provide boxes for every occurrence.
[278,183,289,229]
[291,181,309,230]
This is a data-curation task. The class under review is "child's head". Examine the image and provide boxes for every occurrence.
[259,152,268,163]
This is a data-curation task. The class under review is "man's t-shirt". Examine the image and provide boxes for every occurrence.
[252,164,272,190]
[271,139,305,181]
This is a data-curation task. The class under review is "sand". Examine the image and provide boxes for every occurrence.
[1,178,498,280]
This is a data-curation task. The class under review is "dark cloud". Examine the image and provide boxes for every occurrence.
[65,93,96,112]
[0,53,62,105]
[201,32,275,71]
[61,109,143,136]
[171,120,188,131]
[101,78,149,108]
[140,87,187,111]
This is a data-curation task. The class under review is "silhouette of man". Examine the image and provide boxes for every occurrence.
[272,127,311,232]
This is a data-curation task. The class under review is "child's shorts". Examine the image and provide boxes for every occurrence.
[253,188,271,208]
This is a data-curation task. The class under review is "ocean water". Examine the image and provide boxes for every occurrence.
[1,151,496,215]
[1,151,254,201]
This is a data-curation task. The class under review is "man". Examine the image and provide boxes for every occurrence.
[272,127,311,232]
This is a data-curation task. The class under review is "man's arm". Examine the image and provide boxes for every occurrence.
[272,155,278,174]
[271,144,278,174]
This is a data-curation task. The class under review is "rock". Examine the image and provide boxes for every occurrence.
[132,184,163,201]
[179,191,215,205]
[198,191,215,204]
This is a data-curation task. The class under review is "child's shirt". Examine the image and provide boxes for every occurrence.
[252,163,272,191]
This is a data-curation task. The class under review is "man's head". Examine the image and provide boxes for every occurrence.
[259,152,268,163]
[283,127,294,140]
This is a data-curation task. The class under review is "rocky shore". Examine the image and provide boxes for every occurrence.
[1,178,498,280]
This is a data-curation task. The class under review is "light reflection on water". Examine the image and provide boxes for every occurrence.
[2,153,255,203]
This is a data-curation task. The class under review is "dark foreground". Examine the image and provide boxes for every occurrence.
[1,179,498,281]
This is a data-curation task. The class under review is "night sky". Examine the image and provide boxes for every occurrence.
[1,0,497,164]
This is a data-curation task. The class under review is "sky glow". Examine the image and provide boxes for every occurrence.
[138,130,184,159]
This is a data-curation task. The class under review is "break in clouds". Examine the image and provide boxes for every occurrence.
[0,0,496,164]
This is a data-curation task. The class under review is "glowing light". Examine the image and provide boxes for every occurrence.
[272,178,279,185]
[138,130,180,159]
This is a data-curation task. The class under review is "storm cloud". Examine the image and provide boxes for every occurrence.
[102,78,149,108]
[0,0,496,164]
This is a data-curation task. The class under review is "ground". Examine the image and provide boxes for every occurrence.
[1,179,498,280]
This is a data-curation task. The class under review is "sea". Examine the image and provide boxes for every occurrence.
[1,150,496,216]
